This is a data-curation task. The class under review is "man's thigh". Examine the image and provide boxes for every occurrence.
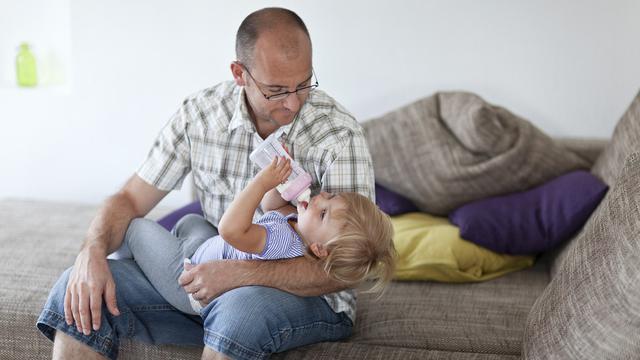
[201,286,353,360]
[37,259,205,360]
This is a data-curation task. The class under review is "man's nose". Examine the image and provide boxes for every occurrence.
[282,92,301,112]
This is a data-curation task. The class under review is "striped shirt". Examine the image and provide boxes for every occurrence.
[190,212,304,264]
[137,80,375,323]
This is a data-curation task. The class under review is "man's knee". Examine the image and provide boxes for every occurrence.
[39,259,141,329]
[37,266,121,359]
[201,286,352,358]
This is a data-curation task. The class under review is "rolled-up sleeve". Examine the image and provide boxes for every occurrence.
[321,128,375,202]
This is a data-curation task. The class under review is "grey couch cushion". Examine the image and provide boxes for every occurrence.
[363,92,589,215]
[1,198,548,359]
[273,343,520,359]
[523,152,640,359]
[0,200,88,360]
[592,90,640,186]
[0,200,198,360]
[349,260,549,356]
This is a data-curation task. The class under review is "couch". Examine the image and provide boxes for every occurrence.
[1,91,638,359]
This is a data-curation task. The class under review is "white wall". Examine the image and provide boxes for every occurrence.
[1,0,639,207]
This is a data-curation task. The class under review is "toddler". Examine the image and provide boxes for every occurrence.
[119,157,396,315]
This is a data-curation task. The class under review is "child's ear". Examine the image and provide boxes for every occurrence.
[310,243,328,258]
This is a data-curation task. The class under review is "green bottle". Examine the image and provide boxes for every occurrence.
[16,42,38,87]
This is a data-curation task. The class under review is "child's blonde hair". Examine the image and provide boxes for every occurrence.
[313,192,396,294]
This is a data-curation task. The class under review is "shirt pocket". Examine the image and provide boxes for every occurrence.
[196,171,233,197]
[194,171,233,224]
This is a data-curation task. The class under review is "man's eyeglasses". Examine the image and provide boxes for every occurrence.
[239,63,319,101]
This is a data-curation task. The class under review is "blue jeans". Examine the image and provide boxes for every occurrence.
[36,216,353,359]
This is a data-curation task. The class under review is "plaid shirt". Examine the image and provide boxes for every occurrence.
[137,80,375,323]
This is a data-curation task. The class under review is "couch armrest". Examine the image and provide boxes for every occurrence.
[553,137,609,167]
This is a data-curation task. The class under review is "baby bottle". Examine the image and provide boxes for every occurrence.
[249,132,312,203]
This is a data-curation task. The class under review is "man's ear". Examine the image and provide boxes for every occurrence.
[310,243,328,258]
[230,61,246,86]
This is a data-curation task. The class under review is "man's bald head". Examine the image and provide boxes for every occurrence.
[236,7,312,67]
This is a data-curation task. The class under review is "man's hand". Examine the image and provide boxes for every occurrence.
[60,175,167,335]
[179,260,250,306]
[64,246,120,335]
[178,257,348,306]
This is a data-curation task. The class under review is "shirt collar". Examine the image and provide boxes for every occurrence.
[228,87,254,133]
[228,86,297,138]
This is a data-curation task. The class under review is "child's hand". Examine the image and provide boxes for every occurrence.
[255,156,292,191]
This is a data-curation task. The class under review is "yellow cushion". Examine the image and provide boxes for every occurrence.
[392,213,535,282]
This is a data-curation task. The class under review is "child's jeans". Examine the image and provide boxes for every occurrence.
[109,214,214,314]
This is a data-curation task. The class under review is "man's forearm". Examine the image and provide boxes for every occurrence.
[82,192,139,255]
[231,257,348,297]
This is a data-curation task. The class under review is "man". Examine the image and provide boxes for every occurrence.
[37,7,374,360]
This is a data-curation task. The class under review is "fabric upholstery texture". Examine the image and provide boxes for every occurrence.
[0,199,546,359]
[352,260,549,355]
[0,136,611,359]
[554,137,609,165]
[524,152,640,359]
[551,90,639,277]
[449,170,608,255]
[362,91,589,215]
[591,90,640,185]
[392,213,534,281]
[272,343,520,359]
[0,200,88,360]
[0,200,188,360]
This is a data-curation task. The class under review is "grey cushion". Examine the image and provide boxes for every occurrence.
[0,200,201,360]
[592,90,640,186]
[349,260,549,356]
[0,201,87,360]
[523,152,640,359]
[363,92,589,215]
[273,343,520,360]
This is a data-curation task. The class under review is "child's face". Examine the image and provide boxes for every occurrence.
[295,192,346,257]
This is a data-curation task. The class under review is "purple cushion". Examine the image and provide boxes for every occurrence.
[449,170,608,255]
[376,183,419,215]
[157,201,203,230]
